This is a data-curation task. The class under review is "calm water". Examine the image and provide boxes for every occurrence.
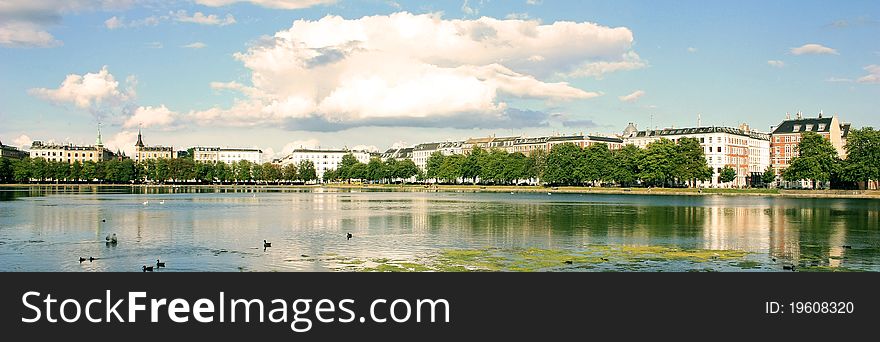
[0,186,878,272]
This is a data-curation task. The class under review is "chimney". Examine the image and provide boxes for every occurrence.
[818,110,823,118]
[786,112,791,120]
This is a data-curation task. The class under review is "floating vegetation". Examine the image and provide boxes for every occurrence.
[327,245,764,272]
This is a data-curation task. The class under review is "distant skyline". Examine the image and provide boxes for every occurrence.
[1,0,878,158]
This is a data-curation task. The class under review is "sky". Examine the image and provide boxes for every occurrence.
[1,0,878,159]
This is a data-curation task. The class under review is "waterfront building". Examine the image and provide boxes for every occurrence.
[28,128,116,163]
[622,123,771,188]
[0,137,29,159]
[192,147,263,165]
[461,136,520,154]
[133,130,176,162]
[412,141,464,171]
[508,136,551,154]
[770,112,850,188]
[278,149,371,179]
[547,135,625,151]
[380,147,414,161]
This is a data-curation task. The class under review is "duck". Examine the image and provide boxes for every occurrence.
[142,265,154,272]
[842,245,853,249]
[89,257,95,262]
[263,240,272,248]
[105,233,118,244]
[563,260,573,265]
[101,219,106,222]
[156,259,165,268]
[547,192,552,195]
[143,201,149,205]
[159,200,165,205]
[79,257,86,263]
[346,233,353,241]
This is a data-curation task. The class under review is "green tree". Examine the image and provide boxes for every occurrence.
[675,137,713,187]
[366,158,386,183]
[479,149,507,184]
[395,159,419,183]
[639,139,677,187]
[525,149,547,184]
[611,145,642,187]
[336,153,360,183]
[783,131,839,189]
[263,163,282,184]
[0,158,14,183]
[234,160,252,183]
[12,158,32,183]
[81,161,98,182]
[544,143,584,186]
[462,147,485,184]
[298,160,317,183]
[323,169,338,182]
[581,143,613,186]
[383,158,399,183]
[719,166,737,184]
[841,127,880,189]
[425,151,446,182]
[761,166,777,187]
[437,154,465,184]
[251,162,265,183]
[282,163,298,183]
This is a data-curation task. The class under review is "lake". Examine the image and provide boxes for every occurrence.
[1,185,878,272]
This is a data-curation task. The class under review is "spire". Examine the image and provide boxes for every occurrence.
[96,123,103,147]
[135,127,144,147]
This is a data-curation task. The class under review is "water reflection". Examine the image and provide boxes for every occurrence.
[0,186,878,272]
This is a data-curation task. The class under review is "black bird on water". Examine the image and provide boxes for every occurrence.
[142,265,154,272]
[563,260,573,265]
[79,257,86,263]
[263,240,272,248]
[89,257,95,262]
[156,259,165,268]
[346,233,353,240]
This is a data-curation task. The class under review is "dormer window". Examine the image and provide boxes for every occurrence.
[805,124,813,131]
[792,125,800,132]
[818,124,826,131]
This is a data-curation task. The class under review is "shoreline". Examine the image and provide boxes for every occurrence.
[2,183,878,199]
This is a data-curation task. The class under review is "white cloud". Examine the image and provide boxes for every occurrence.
[687,47,697,53]
[825,77,852,83]
[183,42,208,49]
[123,105,179,129]
[12,134,33,149]
[186,12,638,131]
[767,60,785,68]
[104,130,139,157]
[790,43,839,55]
[104,16,123,29]
[619,90,645,103]
[172,10,236,26]
[145,41,163,49]
[505,13,529,20]
[29,66,134,110]
[526,0,542,5]
[194,0,336,9]
[0,0,135,47]
[857,65,880,84]
[350,144,379,152]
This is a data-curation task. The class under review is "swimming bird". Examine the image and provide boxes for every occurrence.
[346,233,352,240]
[156,259,165,268]
[253,194,257,198]
[143,201,149,205]
[79,257,86,263]
[547,192,552,195]
[105,233,118,244]
[263,240,271,248]
[143,265,154,272]
[782,265,795,271]
[843,245,853,249]
[101,219,106,222]
[89,257,95,262]
[159,200,165,205]
[510,192,515,195]
[564,260,573,265]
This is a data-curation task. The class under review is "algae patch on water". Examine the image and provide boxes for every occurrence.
[336,245,755,272]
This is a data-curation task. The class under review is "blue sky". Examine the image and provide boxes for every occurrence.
[1,0,878,158]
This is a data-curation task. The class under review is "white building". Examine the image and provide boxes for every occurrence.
[412,141,464,171]
[193,147,263,165]
[622,123,771,188]
[279,149,371,180]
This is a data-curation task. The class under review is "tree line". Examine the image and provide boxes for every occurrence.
[425,138,719,187]
[783,128,880,189]
[322,154,421,184]
[0,157,318,184]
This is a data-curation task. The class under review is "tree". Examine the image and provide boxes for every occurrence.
[263,163,282,184]
[761,166,776,187]
[0,158,13,183]
[525,148,547,184]
[425,151,446,182]
[675,137,713,187]
[383,158,398,183]
[12,158,32,183]
[719,166,737,184]
[783,131,839,189]
[234,160,252,183]
[611,145,642,187]
[298,160,317,183]
[337,153,360,183]
[462,147,485,184]
[504,152,529,185]
[394,159,419,183]
[282,163,298,183]
[544,143,583,186]
[639,139,677,187]
[841,127,880,189]
[366,158,386,183]
[479,149,507,184]
[81,161,98,182]
[581,143,613,186]
[437,154,465,184]
[323,169,338,183]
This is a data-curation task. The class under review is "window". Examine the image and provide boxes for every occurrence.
[805,124,813,131]
[818,124,826,131]
[717,147,721,152]
[792,125,801,132]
